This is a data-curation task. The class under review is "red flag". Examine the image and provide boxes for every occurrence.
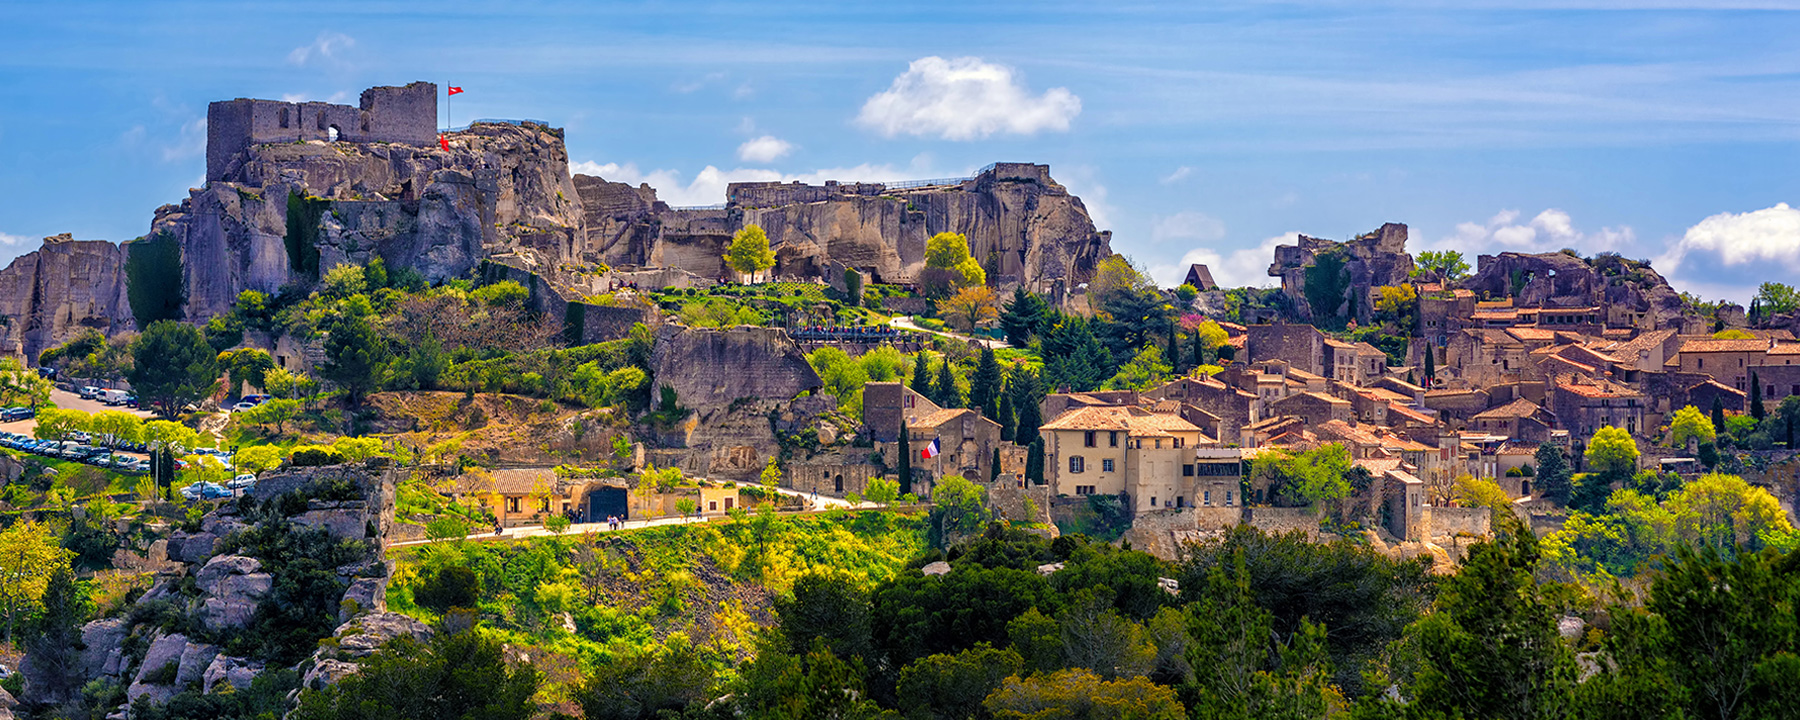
[438,134,450,151]
[447,86,463,95]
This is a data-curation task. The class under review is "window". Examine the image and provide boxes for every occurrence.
[834,476,844,493]
[1176,496,1186,508]
[1698,358,1705,369]
[506,497,520,513]
[1069,456,1085,473]
[1151,497,1158,507]
[1101,458,1114,472]
[1183,464,1195,477]
[1225,491,1235,506]
[1075,485,1096,496]
[1109,431,1118,447]
[279,107,289,128]
[1154,438,1163,449]
[1204,490,1212,505]
[1084,431,1096,447]
[709,501,718,511]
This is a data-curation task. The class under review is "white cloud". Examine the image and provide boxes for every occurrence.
[672,72,726,94]
[1658,203,1800,277]
[287,32,355,68]
[736,135,795,163]
[569,160,945,208]
[857,56,1081,141]
[1150,211,1226,245]
[0,232,33,247]
[162,118,206,162]
[1160,166,1193,184]
[1149,233,1295,289]
[1434,208,1634,255]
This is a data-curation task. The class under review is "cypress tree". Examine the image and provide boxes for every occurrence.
[970,347,1002,418]
[997,387,1016,442]
[1712,395,1727,434]
[991,447,1002,481]
[1534,442,1572,503]
[1025,438,1045,485]
[1786,413,1795,449]
[1013,373,1043,447]
[1751,371,1766,421]
[897,424,913,497]
[1192,330,1205,368]
[911,352,934,401]
[1167,327,1184,374]
[936,356,962,408]
[1423,344,1437,387]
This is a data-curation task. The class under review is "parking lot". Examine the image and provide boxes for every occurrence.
[1,388,163,473]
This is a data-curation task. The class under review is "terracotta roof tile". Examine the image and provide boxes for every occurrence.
[1681,338,1774,354]
[1472,399,1545,420]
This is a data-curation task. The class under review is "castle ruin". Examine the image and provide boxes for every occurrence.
[205,82,438,180]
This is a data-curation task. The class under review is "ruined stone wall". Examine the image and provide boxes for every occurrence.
[1245,507,1321,538]
[1424,506,1491,539]
[207,83,437,181]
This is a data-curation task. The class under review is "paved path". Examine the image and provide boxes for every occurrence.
[889,316,1009,350]
[392,487,887,547]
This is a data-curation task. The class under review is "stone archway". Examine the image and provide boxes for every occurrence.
[327,125,341,142]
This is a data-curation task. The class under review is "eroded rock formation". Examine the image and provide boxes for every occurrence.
[578,163,1113,293]
[0,234,134,361]
[1463,251,1702,331]
[1268,223,1416,323]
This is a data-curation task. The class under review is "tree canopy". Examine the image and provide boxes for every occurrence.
[725,224,776,281]
[128,319,222,419]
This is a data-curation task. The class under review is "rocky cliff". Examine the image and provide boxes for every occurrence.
[0,234,134,362]
[162,120,583,320]
[1268,223,1416,323]
[650,324,821,410]
[1464,251,1702,331]
[577,162,1113,293]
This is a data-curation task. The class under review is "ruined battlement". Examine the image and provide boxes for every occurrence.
[205,82,437,181]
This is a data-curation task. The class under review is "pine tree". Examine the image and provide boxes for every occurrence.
[936,356,962,408]
[970,347,1003,418]
[1750,371,1766,421]
[911,352,934,400]
[1000,287,1052,348]
[897,424,913,497]
[1711,395,1727,434]
[1535,442,1572,503]
[24,567,87,706]
[1787,413,1795,449]
[1025,438,1045,485]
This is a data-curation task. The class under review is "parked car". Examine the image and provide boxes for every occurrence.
[70,431,91,443]
[0,406,35,421]
[228,473,257,490]
[36,366,56,379]
[79,386,99,399]
[179,481,233,501]
[99,388,132,405]
[230,401,259,412]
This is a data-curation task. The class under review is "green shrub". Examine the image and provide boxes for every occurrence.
[291,446,347,467]
[413,565,480,612]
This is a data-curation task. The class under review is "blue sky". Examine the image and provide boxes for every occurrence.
[3,1,1799,302]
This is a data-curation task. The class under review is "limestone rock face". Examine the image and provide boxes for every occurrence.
[0,234,134,362]
[0,685,15,720]
[340,577,389,623]
[193,555,273,632]
[650,324,822,411]
[302,612,435,690]
[201,655,262,695]
[578,163,1112,293]
[165,531,219,565]
[126,633,189,706]
[1463,251,1700,331]
[79,619,129,681]
[158,121,583,321]
[1268,223,1416,324]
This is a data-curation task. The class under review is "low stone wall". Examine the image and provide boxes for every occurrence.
[1245,507,1322,539]
[1425,506,1491,539]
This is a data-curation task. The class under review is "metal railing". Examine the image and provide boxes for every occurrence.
[669,203,728,211]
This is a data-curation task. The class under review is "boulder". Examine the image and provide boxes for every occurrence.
[165,531,219,565]
[0,686,15,720]
[301,659,362,691]
[339,577,389,623]
[201,655,262,695]
[126,633,188,706]
[79,618,128,681]
[175,642,219,687]
[333,612,433,658]
[1267,223,1415,324]
[194,555,273,632]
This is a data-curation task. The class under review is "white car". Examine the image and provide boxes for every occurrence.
[231,401,259,412]
[228,473,257,490]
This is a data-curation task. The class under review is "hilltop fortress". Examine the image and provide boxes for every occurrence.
[0,84,1113,361]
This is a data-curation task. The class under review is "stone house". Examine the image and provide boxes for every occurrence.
[1753,343,1800,404]
[1550,375,1646,437]
[1269,391,1354,426]
[899,408,1003,487]
[1422,387,1491,426]
[1325,339,1388,386]
[862,382,940,442]
[1040,405,1220,512]
[1675,337,1776,392]
[1140,376,1255,446]
[1245,324,1326,377]
[1469,398,1555,443]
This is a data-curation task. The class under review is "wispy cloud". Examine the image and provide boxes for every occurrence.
[1149,233,1294,289]
[858,56,1081,141]
[0,232,33,247]
[287,32,355,68]
[1160,166,1192,184]
[1431,209,1635,255]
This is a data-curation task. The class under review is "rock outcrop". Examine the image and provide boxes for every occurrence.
[649,324,821,410]
[578,162,1113,293]
[1463,251,1701,331]
[194,554,273,633]
[1268,223,1416,324]
[302,612,434,690]
[0,234,135,362]
[161,120,583,320]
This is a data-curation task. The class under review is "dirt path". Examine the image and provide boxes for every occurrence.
[888,316,1009,350]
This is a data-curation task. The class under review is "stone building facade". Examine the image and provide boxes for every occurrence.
[206,83,438,180]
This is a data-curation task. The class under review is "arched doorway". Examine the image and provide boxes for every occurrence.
[588,486,628,521]
[327,125,341,142]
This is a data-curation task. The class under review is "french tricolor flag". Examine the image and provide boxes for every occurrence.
[921,438,941,459]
